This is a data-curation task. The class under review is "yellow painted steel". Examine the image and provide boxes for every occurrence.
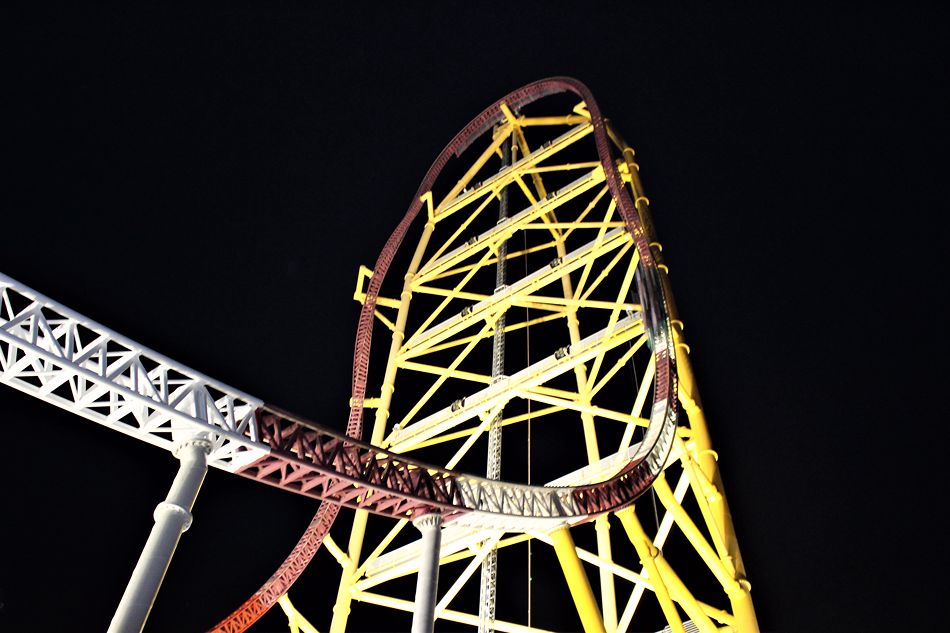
[616,508,717,633]
[329,216,436,633]
[277,594,321,633]
[653,472,743,595]
[308,109,758,633]
[519,390,649,426]
[411,285,642,313]
[433,122,515,220]
[615,508,685,633]
[508,123,615,486]
[530,530,648,586]
[609,123,759,632]
[352,519,408,580]
[352,590,553,633]
[408,309,566,356]
[353,265,401,309]
[435,534,502,616]
[589,333,647,396]
[413,166,606,290]
[354,532,535,593]
[594,515,618,631]
[328,512,366,633]
[514,114,589,127]
[550,526,607,633]
[421,194,499,277]
[619,355,655,451]
[429,238,560,281]
[396,319,494,428]
[321,534,349,569]
[533,525,733,630]
[408,404,564,450]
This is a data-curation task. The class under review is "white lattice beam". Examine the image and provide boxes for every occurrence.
[0,274,268,470]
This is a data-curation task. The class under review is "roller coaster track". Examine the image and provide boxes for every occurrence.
[1,78,757,633]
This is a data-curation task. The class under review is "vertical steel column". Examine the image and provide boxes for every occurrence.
[108,436,212,633]
[412,513,443,633]
[479,131,511,633]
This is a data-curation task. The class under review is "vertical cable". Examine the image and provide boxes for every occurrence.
[523,197,533,630]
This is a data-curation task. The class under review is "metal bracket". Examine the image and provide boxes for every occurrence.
[353,265,400,308]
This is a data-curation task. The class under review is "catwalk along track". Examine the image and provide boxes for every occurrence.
[0,78,758,633]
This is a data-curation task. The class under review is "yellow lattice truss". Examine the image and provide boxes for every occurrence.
[279,100,757,633]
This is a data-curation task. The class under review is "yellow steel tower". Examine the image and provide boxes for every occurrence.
[246,78,758,633]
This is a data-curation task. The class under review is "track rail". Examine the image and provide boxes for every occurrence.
[0,77,678,631]
[0,270,672,524]
[230,78,676,525]
[220,76,678,630]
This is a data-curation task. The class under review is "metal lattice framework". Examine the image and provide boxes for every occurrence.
[0,78,758,633]
[0,277,266,466]
[0,276,671,521]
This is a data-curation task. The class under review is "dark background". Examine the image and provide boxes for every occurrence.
[1,3,946,632]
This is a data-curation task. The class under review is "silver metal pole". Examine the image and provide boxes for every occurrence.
[479,132,512,633]
[108,436,213,633]
[411,513,443,633]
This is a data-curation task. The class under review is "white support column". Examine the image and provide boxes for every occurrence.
[108,436,213,633]
[411,513,443,633]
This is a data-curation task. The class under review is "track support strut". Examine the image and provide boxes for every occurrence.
[551,525,607,633]
[107,436,212,633]
[411,513,443,633]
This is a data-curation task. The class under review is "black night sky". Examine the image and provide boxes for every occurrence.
[1,4,946,633]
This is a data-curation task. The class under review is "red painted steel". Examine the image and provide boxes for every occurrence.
[231,406,663,520]
[209,77,677,631]
[235,408,657,518]
[211,504,339,632]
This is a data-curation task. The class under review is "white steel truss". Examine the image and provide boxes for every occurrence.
[0,274,268,470]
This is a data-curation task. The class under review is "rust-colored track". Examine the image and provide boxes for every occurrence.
[209,76,676,632]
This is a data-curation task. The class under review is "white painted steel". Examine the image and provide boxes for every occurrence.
[0,274,665,525]
[411,513,443,633]
[107,437,212,633]
[0,273,651,526]
[364,440,684,584]
[0,274,268,470]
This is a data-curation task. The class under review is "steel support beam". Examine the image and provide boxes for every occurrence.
[615,507,685,633]
[412,513,443,633]
[276,594,320,633]
[550,526,606,633]
[330,218,437,633]
[615,508,716,633]
[611,127,759,632]
[108,436,212,633]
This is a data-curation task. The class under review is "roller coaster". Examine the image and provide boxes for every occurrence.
[0,78,758,633]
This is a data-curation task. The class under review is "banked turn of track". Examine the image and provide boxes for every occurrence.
[0,77,677,631]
